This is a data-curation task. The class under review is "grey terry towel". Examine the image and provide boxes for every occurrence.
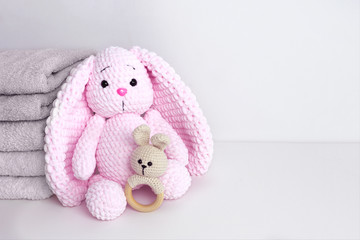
[0,176,52,200]
[0,49,95,95]
[0,151,45,176]
[0,120,46,151]
[0,87,58,121]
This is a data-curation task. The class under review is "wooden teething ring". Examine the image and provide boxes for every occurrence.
[125,183,164,212]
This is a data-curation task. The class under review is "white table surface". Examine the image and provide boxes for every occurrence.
[0,142,359,240]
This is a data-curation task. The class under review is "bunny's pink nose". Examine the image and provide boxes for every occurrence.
[117,88,127,96]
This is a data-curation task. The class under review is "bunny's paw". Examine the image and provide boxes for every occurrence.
[85,176,126,220]
[160,161,191,200]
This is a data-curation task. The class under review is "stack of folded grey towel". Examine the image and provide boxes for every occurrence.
[0,49,94,200]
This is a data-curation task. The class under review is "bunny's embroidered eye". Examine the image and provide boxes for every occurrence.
[101,80,109,88]
[138,159,142,164]
[130,79,137,87]
[100,66,110,72]
[147,162,152,167]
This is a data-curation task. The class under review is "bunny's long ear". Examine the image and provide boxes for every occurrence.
[130,47,213,176]
[44,56,95,207]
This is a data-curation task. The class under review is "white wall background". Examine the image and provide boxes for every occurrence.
[0,0,359,142]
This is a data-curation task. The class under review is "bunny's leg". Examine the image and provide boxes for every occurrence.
[143,109,188,165]
[144,109,192,199]
[85,175,126,220]
[160,161,191,199]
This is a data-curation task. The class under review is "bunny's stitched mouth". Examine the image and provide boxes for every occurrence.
[141,165,147,175]
[122,100,125,112]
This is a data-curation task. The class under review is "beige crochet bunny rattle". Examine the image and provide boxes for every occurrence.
[125,124,170,212]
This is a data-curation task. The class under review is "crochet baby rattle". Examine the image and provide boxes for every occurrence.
[44,46,213,221]
[125,124,170,212]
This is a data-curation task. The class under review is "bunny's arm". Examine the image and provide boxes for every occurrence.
[72,114,106,180]
[143,109,188,165]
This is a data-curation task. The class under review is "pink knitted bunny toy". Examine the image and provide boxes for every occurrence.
[45,47,213,220]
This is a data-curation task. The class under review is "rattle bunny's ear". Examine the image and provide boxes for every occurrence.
[151,134,170,151]
[133,124,151,146]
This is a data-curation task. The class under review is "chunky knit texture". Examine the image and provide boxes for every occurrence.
[130,124,169,179]
[128,175,164,195]
[45,57,94,207]
[131,47,213,176]
[131,145,168,178]
[44,47,212,220]
[126,125,169,212]
[72,115,105,180]
[86,175,126,221]
[128,124,169,195]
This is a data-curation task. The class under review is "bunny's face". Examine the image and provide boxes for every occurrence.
[85,47,153,118]
[131,124,170,178]
[130,145,168,178]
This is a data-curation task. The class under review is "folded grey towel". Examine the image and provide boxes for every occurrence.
[0,120,45,151]
[0,49,94,95]
[0,87,59,121]
[0,151,45,176]
[0,176,52,200]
